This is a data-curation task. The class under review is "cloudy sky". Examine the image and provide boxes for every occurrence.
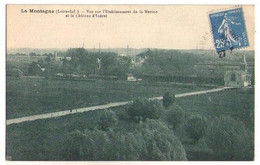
[7,5,254,50]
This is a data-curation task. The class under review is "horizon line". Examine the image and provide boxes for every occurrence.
[7,47,217,50]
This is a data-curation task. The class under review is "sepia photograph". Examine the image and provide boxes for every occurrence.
[5,4,255,161]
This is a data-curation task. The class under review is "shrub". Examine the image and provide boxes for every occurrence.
[166,106,185,130]
[163,92,175,108]
[127,98,162,121]
[184,116,207,142]
[204,116,254,160]
[97,110,117,131]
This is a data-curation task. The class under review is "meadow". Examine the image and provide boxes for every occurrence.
[7,78,210,119]
[175,88,254,131]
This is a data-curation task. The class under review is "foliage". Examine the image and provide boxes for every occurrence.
[29,52,38,57]
[163,92,175,108]
[133,49,199,77]
[117,109,131,121]
[97,110,117,131]
[7,68,23,78]
[62,48,130,77]
[27,55,62,76]
[64,48,95,75]
[28,61,42,75]
[165,105,185,130]
[204,116,254,160]
[175,88,255,131]
[184,115,208,142]
[127,98,162,121]
[63,120,187,160]
[136,120,187,160]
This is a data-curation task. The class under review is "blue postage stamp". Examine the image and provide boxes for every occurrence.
[209,8,249,53]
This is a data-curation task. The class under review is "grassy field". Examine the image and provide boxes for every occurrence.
[7,78,210,119]
[174,88,254,160]
[175,88,254,130]
[6,87,254,160]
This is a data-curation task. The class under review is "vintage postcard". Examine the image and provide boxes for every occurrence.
[6,5,255,161]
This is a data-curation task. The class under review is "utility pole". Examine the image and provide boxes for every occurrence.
[243,54,248,73]
[99,43,101,54]
[127,45,129,56]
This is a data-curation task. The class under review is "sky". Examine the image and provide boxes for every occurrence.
[6,5,255,50]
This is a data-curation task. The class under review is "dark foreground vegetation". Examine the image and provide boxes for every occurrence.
[6,88,254,161]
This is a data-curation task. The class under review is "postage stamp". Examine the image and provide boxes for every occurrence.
[209,8,249,53]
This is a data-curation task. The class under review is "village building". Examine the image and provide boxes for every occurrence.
[126,73,137,81]
[224,55,252,88]
[224,70,251,87]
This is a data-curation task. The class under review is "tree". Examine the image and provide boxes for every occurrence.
[133,120,187,161]
[204,116,254,160]
[63,129,111,160]
[97,110,117,131]
[29,52,37,57]
[134,49,199,77]
[28,62,43,75]
[166,105,185,130]
[63,130,86,160]
[184,115,208,142]
[45,54,52,63]
[63,120,187,160]
[143,100,162,120]
[65,48,96,75]
[127,98,162,121]
[163,92,175,108]
[7,68,23,78]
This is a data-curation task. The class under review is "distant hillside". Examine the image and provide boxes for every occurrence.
[7,48,254,61]
[7,48,68,55]
[7,48,147,56]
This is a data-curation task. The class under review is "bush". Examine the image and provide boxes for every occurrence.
[166,105,185,130]
[185,116,207,142]
[97,110,117,131]
[127,98,162,121]
[204,116,254,160]
[163,92,175,108]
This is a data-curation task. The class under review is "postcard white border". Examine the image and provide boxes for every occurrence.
[1,1,259,165]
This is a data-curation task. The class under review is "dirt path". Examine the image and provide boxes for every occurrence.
[6,87,233,125]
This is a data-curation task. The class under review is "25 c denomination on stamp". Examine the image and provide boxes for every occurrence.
[209,8,249,53]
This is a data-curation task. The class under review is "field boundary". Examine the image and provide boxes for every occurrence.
[6,87,234,125]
